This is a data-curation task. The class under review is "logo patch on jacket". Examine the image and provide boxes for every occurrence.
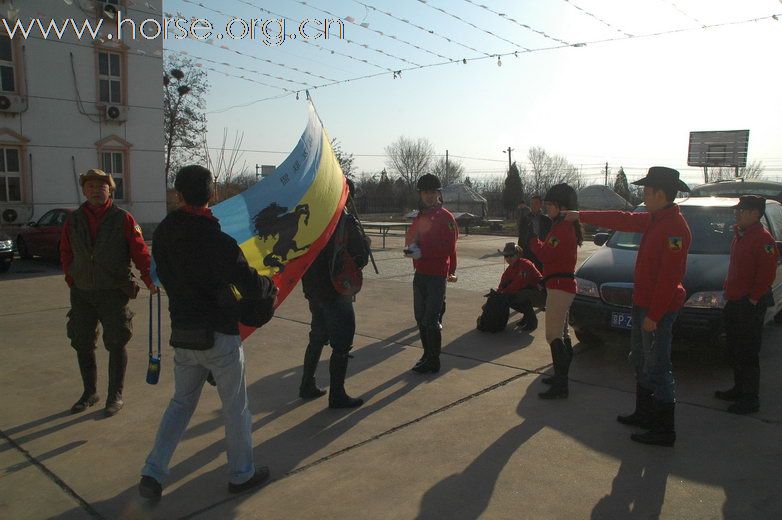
[134,224,142,235]
[765,243,775,254]
[548,236,560,248]
[447,221,455,230]
[668,237,683,251]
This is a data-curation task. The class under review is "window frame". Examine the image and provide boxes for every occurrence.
[94,43,128,107]
[0,24,25,95]
[96,135,132,202]
[0,128,29,203]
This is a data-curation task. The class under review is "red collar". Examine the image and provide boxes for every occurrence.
[650,203,679,221]
[83,199,112,219]
[734,221,763,237]
[181,205,218,221]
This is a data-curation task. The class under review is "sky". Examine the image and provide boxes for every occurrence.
[163,0,782,187]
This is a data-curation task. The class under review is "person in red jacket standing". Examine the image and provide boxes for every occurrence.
[496,242,544,330]
[527,183,582,399]
[563,166,691,447]
[404,174,458,374]
[60,169,157,417]
[717,195,779,415]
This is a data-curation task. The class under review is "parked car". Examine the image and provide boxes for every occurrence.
[690,179,782,203]
[16,209,72,261]
[570,197,782,347]
[0,230,13,272]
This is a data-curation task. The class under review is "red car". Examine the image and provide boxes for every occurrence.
[16,208,73,261]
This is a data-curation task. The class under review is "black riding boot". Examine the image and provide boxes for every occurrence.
[542,337,573,385]
[413,327,441,374]
[328,352,364,409]
[539,339,572,399]
[617,384,654,428]
[631,401,675,446]
[105,346,127,417]
[517,301,538,331]
[728,365,760,414]
[413,326,429,368]
[715,365,743,401]
[71,350,99,414]
[299,343,326,399]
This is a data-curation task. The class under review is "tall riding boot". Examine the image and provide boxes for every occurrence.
[413,326,430,368]
[105,346,127,417]
[539,339,570,399]
[71,350,99,413]
[715,365,743,401]
[542,336,573,385]
[728,365,760,414]
[617,384,654,428]
[631,401,675,446]
[413,327,441,374]
[328,352,364,409]
[299,343,326,399]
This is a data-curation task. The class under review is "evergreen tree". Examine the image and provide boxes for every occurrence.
[501,162,524,218]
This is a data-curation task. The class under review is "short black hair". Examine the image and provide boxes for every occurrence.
[174,165,213,206]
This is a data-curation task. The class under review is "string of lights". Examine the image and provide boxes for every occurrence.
[459,0,571,46]
[289,0,456,62]
[560,0,634,38]
[655,0,704,26]
[348,0,492,58]
[177,0,339,82]
[175,50,302,91]
[414,0,531,52]
[230,0,392,71]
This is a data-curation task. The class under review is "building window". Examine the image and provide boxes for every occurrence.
[0,33,15,92]
[98,50,122,104]
[101,150,125,200]
[0,147,21,202]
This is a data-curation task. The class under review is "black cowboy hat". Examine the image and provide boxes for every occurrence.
[631,166,690,193]
[731,194,766,213]
[498,242,521,257]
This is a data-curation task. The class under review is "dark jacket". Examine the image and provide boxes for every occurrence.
[302,211,370,302]
[65,205,131,290]
[153,209,275,335]
[518,211,551,269]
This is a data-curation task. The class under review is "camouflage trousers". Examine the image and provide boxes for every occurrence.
[67,287,134,353]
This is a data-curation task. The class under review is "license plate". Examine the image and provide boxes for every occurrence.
[611,312,633,330]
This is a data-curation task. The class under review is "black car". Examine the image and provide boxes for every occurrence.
[570,197,782,347]
[0,229,13,273]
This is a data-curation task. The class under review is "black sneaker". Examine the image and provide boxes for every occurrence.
[228,465,270,494]
[138,475,162,501]
[714,387,741,401]
[70,393,99,414]
[727,399,759,415]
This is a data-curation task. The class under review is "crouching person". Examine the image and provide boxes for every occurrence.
[139,166,278,501]
[497,242,544,331]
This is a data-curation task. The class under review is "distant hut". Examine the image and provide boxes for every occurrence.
[577,185,633,210]
[441,183,488,218]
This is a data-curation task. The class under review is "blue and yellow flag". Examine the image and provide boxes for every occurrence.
[156,100,348,339]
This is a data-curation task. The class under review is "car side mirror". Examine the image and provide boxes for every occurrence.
[594,232,610,246]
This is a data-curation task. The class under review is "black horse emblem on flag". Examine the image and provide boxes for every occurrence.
[252,203,311,272]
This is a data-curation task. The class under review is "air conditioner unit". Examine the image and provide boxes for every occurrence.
[0,94,26,114]
[1,205,30,224]
[102,104,128,122]
[96,1,119,20]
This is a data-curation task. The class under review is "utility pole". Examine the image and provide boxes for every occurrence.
[703,166,708,184]
[503,147,514,172]
[605,162,609,187]
[445,149,449,180]
[255,164,261,182]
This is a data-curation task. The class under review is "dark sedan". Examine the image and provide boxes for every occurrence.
[570,197,782,347]
[16,208,72,261]
[0,229,12,272]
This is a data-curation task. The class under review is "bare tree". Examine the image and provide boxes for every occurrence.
[707,161,766,182]
[385,136,435,190]
[527,146,583,195]
[203,129,248,202]
[431,157,465,187]
[164,55,209,186]
[330,137,355,178]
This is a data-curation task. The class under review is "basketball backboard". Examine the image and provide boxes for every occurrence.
[687,130,749,168]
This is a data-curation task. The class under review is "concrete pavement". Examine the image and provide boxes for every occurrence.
[1,233,781,519]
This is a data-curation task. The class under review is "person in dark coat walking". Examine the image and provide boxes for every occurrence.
[517,195,551,271]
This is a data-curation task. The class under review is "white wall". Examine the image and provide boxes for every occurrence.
[0,0,165,229]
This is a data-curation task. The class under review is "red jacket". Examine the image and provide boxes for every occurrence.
[498,258,542,294]
[580,204,691,322]
[724,222,778,302]
[406,205,458,277]
[60,200,152,287]
[529,218,578,293]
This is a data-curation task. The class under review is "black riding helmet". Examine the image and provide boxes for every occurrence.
[544,183,578,210]
[417,174,441,191]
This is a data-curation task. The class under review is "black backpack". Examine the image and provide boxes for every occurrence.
[476,289,510,333]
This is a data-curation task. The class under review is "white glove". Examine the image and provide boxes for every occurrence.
[403,243,422,260]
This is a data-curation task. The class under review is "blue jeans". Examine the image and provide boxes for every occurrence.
[630,306,678,403]
[141,332,254,485]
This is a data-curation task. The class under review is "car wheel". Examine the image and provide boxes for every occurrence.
[574,327,602,347]
[16,236,31,259]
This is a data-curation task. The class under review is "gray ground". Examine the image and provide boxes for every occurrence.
[1,231,781,519]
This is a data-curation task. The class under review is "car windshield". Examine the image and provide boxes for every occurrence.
[606,206,736,255]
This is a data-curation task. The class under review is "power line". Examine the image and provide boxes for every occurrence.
[560,0,634,37]
[655,0,704,27]
[349,0,492,57]
[414,0,531,52]
[459,0,571,46]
